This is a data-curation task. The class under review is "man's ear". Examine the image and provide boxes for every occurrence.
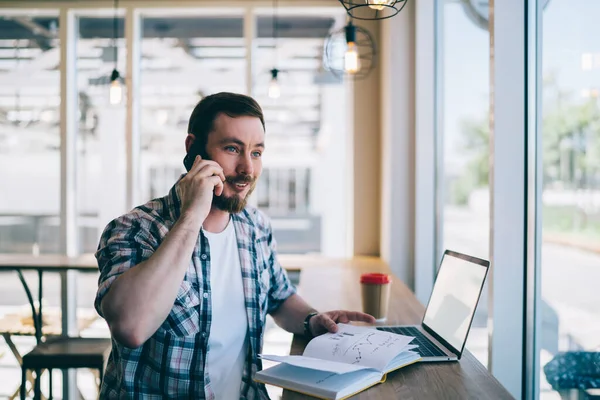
[185,134,196,153]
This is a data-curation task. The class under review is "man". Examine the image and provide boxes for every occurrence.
[95,92,375,399]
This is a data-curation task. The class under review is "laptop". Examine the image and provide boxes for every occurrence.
[377,250,489,362]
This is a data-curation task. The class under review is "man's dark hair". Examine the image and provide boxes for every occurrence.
[184,92,265,169]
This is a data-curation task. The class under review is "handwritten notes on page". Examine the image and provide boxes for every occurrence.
[302,323,415,372]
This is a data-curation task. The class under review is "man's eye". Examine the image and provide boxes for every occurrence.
[225,146,238,153]
[252,151,262,158]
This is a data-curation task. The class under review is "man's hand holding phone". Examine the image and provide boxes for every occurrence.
[178,155,225,224]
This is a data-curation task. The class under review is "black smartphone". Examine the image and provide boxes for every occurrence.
[183,140,210,172]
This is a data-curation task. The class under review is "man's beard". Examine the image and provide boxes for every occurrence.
[212,174,257,214]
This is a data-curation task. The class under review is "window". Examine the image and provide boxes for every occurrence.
[0,11,61,255]
[139,9,247,203]
[539,0,600,397]
[0,9,66,396]
[438,0,490,366]
[257,168,310,213]
[0,5,350,399]
[75,11,127,254]
[253,8,349,256]
[136,9,349,257]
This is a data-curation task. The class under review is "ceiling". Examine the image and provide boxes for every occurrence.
[0,15,336,42]
[0,11,346,153]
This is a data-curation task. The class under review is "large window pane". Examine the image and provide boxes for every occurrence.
[539,1,600,398]
[253,8,349,256]
[139,9,246,204]
[0,11,60,255]
[137,8,349,258]
[76,11,127,254]
[439,1,490,366]
[0,10,66,398]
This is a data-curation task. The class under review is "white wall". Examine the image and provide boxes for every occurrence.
[380,0,416,286]
[312,83,349,257]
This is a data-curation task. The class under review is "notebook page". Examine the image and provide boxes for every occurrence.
[302,323,415,372]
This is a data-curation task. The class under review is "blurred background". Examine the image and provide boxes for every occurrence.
[0,0,599,399]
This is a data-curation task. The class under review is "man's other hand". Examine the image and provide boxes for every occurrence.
[309,310,376,337]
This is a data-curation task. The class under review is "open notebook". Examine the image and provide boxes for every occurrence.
[255,323,421,400]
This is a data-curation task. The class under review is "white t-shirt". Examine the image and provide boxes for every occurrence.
[203,219,249,400]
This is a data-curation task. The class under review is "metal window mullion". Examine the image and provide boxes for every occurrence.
[433,0,444,269]
[126,6,141,210]
[59,8,79,400]
[525,0,543,398]
[488,0,529,397]
[59,8,77,258]
[414,0,437,305]
[58,7,78,335]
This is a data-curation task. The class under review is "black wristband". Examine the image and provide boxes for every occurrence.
[303,311,319,338]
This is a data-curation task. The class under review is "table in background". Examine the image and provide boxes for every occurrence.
[278,256,514,400]
[0,254,99,399]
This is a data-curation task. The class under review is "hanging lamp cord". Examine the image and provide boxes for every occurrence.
[113,0,118,70]
[273,0,278,66]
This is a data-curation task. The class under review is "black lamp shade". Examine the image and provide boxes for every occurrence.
[345,23,356,43]
[110,68,120,82]
[323,22,376,80]
[338,0,409,21]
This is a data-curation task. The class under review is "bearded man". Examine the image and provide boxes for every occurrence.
[94,92,375,399]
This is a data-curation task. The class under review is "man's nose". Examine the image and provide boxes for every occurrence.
[236,152,254,176]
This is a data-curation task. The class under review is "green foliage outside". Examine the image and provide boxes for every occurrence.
[450,75,600,240]
[543,205,600,240]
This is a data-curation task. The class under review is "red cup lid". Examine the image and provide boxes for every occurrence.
[360,273,391,285]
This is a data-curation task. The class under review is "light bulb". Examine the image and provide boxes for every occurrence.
[344,42,360,74]
[268,77,281,99]
[366,0,393,10]
[110,79,122,105]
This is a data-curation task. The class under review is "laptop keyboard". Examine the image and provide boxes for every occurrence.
[376,326,447,357]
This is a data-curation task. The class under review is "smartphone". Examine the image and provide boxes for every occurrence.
[183,140,210,172]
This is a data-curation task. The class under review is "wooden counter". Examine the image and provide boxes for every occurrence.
[279,256,514,400]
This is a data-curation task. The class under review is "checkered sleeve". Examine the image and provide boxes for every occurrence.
[94,211,157,318]
[258,212,297,315]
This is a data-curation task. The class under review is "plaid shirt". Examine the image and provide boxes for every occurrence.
[95,177,296,399]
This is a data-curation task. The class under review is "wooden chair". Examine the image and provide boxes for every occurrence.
[20,337,111,400]
[10,269,109,399]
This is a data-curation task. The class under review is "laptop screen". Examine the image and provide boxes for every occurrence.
[422,251,488,353]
